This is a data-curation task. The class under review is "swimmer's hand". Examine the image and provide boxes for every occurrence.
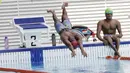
[112,34,122,39]
[81,51,87,57]
[71,52,76,57]
[116,34,123,38]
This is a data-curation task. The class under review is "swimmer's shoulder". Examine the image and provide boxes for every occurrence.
[112,19,120,24]
[97,19,105,25]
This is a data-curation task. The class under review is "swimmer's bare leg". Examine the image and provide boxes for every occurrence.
[47,9,60,25]
[61,2,68,22]
[113,37,120,57]
[104,36,120,57]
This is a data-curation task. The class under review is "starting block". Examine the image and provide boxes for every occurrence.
[12,16,49,48]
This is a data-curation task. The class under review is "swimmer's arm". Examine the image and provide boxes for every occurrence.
[77,38,85,52]
[96,21,104,41]
[68,45,76,57]
[116,20,123,38]
[62,37,75,53]
[77,36,87,57]
[65,40,75,53]
[67,43,75,53]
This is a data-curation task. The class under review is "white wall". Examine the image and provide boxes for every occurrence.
[0,0,130,49]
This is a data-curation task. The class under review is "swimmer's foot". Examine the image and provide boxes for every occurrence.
[113,52,121,59]
[47,9,55,13]
[62,2,68,9]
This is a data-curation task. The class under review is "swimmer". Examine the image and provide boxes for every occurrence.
[96,8,123,57]
[47,2,87,57]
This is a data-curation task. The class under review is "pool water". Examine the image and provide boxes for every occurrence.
[0,43,130,73]
[31,58,130,73]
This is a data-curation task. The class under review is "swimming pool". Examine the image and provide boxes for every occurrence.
[0,41,130,73]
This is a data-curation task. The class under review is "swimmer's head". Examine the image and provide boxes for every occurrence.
[71,40,79,49]
[105,8,113,19]
[105,8,113,14]
[69,37,79,49]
